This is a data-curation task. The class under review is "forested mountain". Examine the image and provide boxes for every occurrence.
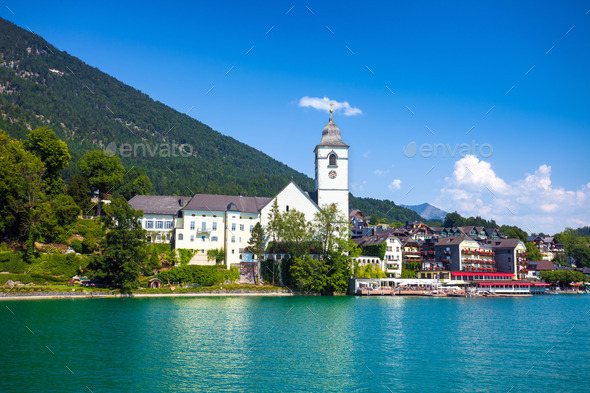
[0,17,314,197]
[0,17,424,222]
[349,195,424,223]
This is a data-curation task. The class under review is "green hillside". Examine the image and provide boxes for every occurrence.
[0,17,423,223]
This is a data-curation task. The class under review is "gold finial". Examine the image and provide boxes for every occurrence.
[329,103,334,114]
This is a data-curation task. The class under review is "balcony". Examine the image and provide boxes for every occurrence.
[197,228,212,235]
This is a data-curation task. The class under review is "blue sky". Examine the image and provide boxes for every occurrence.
[4,0,590,233]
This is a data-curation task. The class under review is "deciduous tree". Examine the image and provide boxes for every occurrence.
[79,150,124,216]
[90,198,146,289]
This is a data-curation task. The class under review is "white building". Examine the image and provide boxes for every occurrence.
[353,233,403,278]
[131,113,350,267]
[128,195,191,244]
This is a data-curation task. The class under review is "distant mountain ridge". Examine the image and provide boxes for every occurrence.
[401,203,448,220]
[0,17,425,224]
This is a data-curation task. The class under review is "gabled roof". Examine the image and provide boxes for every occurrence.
[433,235,470,246]
[528,260,555,271]
[353,232,401,247]
[349,209,364,219]
[485,238,522,249]
[184,194,273,214]
[274,180,320,212]
[128,195,191,215]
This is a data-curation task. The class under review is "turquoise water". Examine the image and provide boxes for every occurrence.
[1,295,589,392]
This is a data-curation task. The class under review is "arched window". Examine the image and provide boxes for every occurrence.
[178,233,183,241]
[286,205,289,212]
[329,153,337,166]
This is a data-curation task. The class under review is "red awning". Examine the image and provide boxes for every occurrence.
[533,283,550,286]
[477,282,532,286]
[451,272,513,277]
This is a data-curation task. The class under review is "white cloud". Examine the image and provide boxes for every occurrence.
[389,179,402,191]
[437,155,590,234]
[351,180,367,192]
[374,169,388,175]
[298,96,362,116]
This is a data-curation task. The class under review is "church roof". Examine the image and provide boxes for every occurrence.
[183,194,273,214]
[315,115,348,149]
[128,195,191,215]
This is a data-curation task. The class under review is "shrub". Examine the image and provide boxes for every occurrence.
[37,253,89,277]
[0,252,27,273]
[177,249,195,266]
[82,234,97,253]
[70,239,83,254]
[157,265,238,286]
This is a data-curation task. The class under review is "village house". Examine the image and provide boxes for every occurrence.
[353,233,403,278]
[526,236,565,261]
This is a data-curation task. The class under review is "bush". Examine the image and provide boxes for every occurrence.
[37,253,89,277]
[157,265,238,286]
[0,252,27,273]
[70,239,83,254]
[0,273,66,285]
[82,234,97,253]
[177,249,195,266]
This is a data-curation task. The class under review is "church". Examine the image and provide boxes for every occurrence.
[129,110,350,267]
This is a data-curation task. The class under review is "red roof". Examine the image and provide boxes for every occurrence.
[451,272,513,277]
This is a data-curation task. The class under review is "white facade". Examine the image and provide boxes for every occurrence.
[315,146,349,220]
[384,236,403,277]
[260,181,320,230]
[140,213,176,243]
[354,235,403,278]
[175,209,260,268]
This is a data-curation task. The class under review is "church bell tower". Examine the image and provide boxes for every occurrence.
[314,106,349,220]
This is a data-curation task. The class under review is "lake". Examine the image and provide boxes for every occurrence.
[1,295,589,392]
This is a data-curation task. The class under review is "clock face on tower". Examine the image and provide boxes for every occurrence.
[328,170,337,179]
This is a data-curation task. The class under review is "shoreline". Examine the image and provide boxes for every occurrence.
[0,290,294,300]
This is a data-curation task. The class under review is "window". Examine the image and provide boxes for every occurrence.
[190,235,195,242]
[156,233,161,241]
[190,221,195,230]
[155,221,163,229]
[201,222,206,231]
[145,221,154,229]
[329,153,337,166]
[147,235,152,242]
[212,222,217,231]
[232,249,235,254]
[250,225,254,232]
[165,233,170,241]
[396,247,400,252]
[231,236,236,243]
[286,205,289,212]
[212,236,218,242]
[231,223,236,231]
[178,233,183,241]
[240,224,244,231]
[165,221,173,229]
